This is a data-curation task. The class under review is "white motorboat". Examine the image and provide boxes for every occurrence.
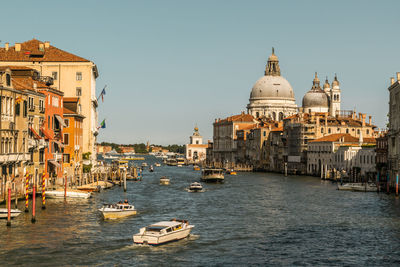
[337,183,377,192]
[160,176,170,185]
[133,219,194,246]
[0,208,22,219]
[155,163,161,167]
[142,162,148,167]
[45,190,91,199]
[99,203,137,220]
[201,168,224,183]
[188,182,203,192]
[177,164,183,167]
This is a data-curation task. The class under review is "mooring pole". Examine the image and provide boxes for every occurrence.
[7,185,11,227]
[123,170,127,192]
[64,173,67,200]
[396,174,399,196]
[387,173,390,194]
[25,174,29,212]
[377,171,380,193]
[31,184,36,223]
[42,172,46,210]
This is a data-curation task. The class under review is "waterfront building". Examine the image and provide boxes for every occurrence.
[388,72,400,189]
[247,49,298,120]
[283,111,376,174]
[0,39,99,165]
[119,146,135,154]
[212,112,256,167]
[63,97,84,184]
[0,67,30,191]
[11,67,48,187]
[302,73,341,116]
[97,145,112,154]
[185,126,208,163]
[307,133,376,179]
[376,131,388,182]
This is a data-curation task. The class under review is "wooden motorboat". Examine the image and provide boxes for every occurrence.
[99,203,137,220]
[337,183,377,192]
[193,165,200,171]
[45,190,91,199]
[133,219,194,245]
[0,208,22,219]
[201,168,224,183]
[155,163,161,167]
[77,185,100,192]
[160,176,170,185]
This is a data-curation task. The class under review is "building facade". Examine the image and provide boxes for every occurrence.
[388,72,400,189]
[0,39,99,164]
[185,127,208,163]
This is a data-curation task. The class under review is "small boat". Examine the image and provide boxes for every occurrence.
[149,165,154,172]
[177,158,186,166]
[160,176,170,185]
[45,190,91,199]
[0,208,22,219]
[77,185,101,192]
[193,165,200,171]
[188,182,203,192]
[133,219,194,246]
[337,183,377,192]
[226,169,237,175]
[155,163,161,167]
[99,203,137,220]
[201,168,224,183]
[166,158,177,166]
[177,164,183,167]
[142,162,148,167]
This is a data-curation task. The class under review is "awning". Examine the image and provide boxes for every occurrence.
[53,140,65,148]
[55,115,67,127]
[48,160,61,168]
[40,128,53,140]
[29,127,41,140]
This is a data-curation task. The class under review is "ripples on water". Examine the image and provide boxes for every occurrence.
[1,156,400,266]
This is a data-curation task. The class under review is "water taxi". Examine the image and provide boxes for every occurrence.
[99,203,137,219]
[160,176,170,185]
[337,183,377,192]
[0,208,22,219]
[188,182,203,192]
[133,219,194,246]
[45,190,91,199]
[201,168,224,183]
[193,165,200,171]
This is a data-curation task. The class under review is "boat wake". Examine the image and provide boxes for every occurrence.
[185,188,205,193]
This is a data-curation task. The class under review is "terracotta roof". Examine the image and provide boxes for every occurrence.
[309,133,376,144]
[12,77,48,90]
[216,113,255,124]
[63,107,77,115]
[0,39,90,62]
[237,124,257,131]
[63,97,79,103]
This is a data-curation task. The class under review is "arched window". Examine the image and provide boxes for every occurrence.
[328,128,331,134]
[256,112,259,118]
[6,74,11,86]
[346,129,349,134]
[279,112,284,121]
[337,95,339,101]
[321,128,324,133]
[272,112,276,121]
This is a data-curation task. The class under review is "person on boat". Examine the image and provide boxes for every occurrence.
[118,201,122,204]
[123,199,129,205]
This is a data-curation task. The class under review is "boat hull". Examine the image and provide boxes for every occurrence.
[201,176,224,183]
[160,180,170,185]
[45,190,91,199]
[338,183,377,192]
[133,228,192,246]
[0,208,22,219]
[101,210,137,220]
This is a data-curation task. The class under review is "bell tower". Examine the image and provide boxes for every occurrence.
[330,74,341,116]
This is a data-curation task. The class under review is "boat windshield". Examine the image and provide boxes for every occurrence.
[146,226,165,232]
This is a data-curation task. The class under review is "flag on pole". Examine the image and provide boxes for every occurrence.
[100,87,106,102]
[16,96,23,104]
[99,119,106,129]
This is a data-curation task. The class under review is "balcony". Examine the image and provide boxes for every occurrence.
[0,153,30,162]
[28,139,37,149]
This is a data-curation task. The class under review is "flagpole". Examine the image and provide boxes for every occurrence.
[97,85,107,102]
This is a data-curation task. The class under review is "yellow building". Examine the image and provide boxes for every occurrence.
[0,67,30,192]
[0,39,99,165]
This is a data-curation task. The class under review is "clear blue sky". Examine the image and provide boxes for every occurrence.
[1,0,399,145]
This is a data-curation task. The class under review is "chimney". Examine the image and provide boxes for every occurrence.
[33,83,37,91]
[361,114,366,126]
[391,77,395,85]
[325,116,328,127]
[39,43,44,51]
[316,115,320,127]
[397,72,400,81]
[5,43,9,51]
[15,43,21,52]
[44,41,50,49]
[358,113,362,120]
[369,116,372,125]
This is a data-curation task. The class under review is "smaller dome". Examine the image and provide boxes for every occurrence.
[302,89,329,108]
[332,74,340,87]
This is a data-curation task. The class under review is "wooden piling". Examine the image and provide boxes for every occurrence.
[6,187,11,227]
[25,174,29,212]
[31,185,36,223]
[42,172,46,210]
[123,170,127,192]
[396,174,399,196]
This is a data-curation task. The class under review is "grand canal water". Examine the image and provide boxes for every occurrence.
[1,156,400,266]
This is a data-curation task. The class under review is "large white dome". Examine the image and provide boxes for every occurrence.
[250,75,295,100]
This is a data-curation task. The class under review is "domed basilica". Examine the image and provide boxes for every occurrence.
[247,49,341,120]
[247,48,298,121]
